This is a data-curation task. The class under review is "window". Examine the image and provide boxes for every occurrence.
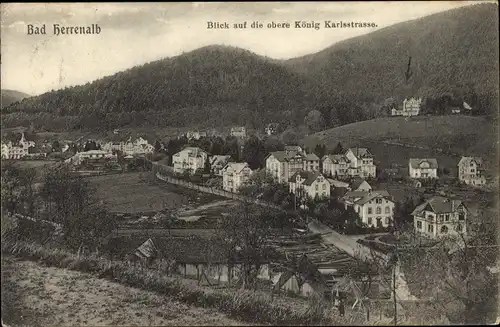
[385,217,390,225]
[459,212,465,221]
[444,214,450,222]
[322,192,326,197]
[428,224,434,233]
[368,208,373,214]
[368,217,372,225]
[385,207,390,214]
[456,224,463,232]
[322,184,326,190]
[376,198,382,204]
[470,169,475,173]
[315,184,318,191]
[376,207,381,214]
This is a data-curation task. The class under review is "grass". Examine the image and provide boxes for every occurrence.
[304,115,497,174]
[1,256,247,326]
[85,172,224,214]
[1,239,333,326]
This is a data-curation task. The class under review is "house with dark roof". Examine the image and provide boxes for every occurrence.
[457,156,486,186]
[303,153,320,171]
[265,149,317,183]
[411,196,469,239]
[222,162,252,193]
[408,158,438,179]
[341,190,394,228]
[322,154,350,178]
[288,171,330,199]
[209,155,231,176]
[349,178,372,192]
[172,147,208,174]
[344,148,376,178]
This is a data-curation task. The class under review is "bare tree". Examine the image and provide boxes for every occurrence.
[215,202,272,289]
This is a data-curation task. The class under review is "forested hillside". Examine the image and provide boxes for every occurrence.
[285,3,498,110]
[1,3,497,132]
[1,46,336,132]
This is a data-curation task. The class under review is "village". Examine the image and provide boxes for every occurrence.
[1,92,496,320]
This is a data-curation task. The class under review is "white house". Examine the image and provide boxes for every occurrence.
[303,153,320,172]
[288,171,330,200]
[209,155,232,176]
[411,196,469,239]
[186,131,207,140]
[222,162,252,193]
[103,136,154,155]
[322,154,350,178]
[457,156,486,186]
[344,148,376,178]
[391,97,422,116]
[172,147,208,174]
[341,190,394,228]
[266,150,317,183]
[230,126,246,138]
[65,150,117,166]
[408,158,438,179]
[1,133,36,159]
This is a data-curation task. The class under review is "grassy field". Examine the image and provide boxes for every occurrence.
[304,115,497,175]
[1,256,247,327]
[86,172,224,214]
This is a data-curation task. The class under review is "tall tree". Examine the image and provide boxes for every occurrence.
[241,135,266,170]
[332,141,345,155]
[216,203,272,289]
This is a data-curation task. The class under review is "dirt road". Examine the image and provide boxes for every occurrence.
[1,256,248,326]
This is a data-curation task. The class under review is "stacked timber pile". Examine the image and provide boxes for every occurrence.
[267,232,360,291]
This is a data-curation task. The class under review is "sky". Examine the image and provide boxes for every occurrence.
[0,1,492,95]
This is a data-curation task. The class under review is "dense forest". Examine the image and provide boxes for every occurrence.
[1,3,497,133]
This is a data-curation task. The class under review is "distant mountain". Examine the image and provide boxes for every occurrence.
[285,3,499,104]
[1,3,497,132]
[1,89,30,108]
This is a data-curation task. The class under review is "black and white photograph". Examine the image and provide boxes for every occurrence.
[1,1,499,326]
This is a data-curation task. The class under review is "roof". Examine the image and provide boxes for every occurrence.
[178,146,207,157]
[112,236,240,264]
[409,158,438,169]
[346,148,373,159]
[327,179,349,188]
[304,153,320,161]
[457,156,483,167]
[284,145,302,152]
[225,162,250,174]
[343,190,392,205]
[80,150,110,155]
[323,154,350,164]
[349,178,369,191]
[289,171,326,186]
[210,155,231,164]
[411,196,466,215]
[267,151,289,162]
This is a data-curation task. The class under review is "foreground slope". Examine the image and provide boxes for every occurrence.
[285,3,499,103]
[1,256,247,327]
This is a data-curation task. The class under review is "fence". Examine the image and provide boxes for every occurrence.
[152,162,284,212]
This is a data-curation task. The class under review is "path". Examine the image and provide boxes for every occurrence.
[307,219,389,266]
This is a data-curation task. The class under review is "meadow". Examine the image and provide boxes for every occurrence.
[304,115,497,175]
[85,172,225,214]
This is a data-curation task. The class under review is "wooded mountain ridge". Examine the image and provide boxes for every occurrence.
[1,3,497,132]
